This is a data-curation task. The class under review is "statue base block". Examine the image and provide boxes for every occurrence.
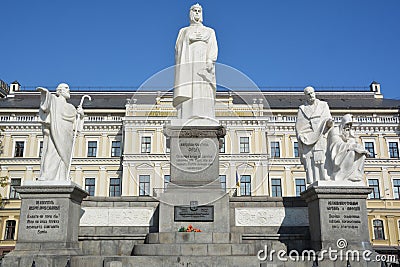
[301,185,372,252]
[2,184,88,267]
[159,124,229,233]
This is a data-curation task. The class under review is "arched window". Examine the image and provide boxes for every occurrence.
[373,219,385,240]
[4,220,16,240]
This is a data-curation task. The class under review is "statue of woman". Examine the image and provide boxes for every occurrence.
[173,4,218,122]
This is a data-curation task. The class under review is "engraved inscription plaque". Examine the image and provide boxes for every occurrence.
[174,205,214,222]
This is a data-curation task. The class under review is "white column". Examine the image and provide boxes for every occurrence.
[74,166,83,187]
[98,166,107,197]
[122,163,130,196]
[284,166,293,196]
[100,133,108,157]
[27,134,36,157]
[381,167,390,199]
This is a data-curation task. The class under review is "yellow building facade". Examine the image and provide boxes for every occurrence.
[0,82,399,256]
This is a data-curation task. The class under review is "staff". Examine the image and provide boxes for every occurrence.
[67,94,92,180]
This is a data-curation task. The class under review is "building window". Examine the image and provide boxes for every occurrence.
[4,220,16,240]
[39,141,43,157]
[364,142,375,158]
[293,142,299,157]
[9,178,21,199]
[373,219,385,240]
[393,179,400,199]
[139,175,150,196]
[240,175,251,196]
[164,175,170,189]
[239,137,249,153]
[85,178,95,196]
[220,138,225,153]
[270,141,280,158]
[111,141,121,157]
[14,141,24,157]
[164,137,170,153]
[109,178,121,197]
[368,179,380,199]
[141,137,151,153]
[219,175,226,191]
[295,179,306,197]
[389,142,399,158]
[87,141,97,157]
[271,178,282,197]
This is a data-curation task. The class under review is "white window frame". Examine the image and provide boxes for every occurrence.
[86,139,99,158]
[269,140,281,158]
[292,140,299,158]
[12,139,26,158]
[140,136,152,154]
[237,131,252,154]
[270,177,283,197]
[110,139,122,157]
[362,138,376,158]
[37,139,44,158]
[386,139,400,158]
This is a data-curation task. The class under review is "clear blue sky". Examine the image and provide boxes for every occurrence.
[1,1,399,99]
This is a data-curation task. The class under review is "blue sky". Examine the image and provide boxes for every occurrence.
[1,1,399,99]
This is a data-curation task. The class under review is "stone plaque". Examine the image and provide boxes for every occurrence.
[80,207,155,226]
[174,205,214,222]
[22,199,63,240]
[235,207,309,227]
[326,200,362,230]
[175,138,217,172]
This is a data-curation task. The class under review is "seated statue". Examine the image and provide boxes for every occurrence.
[327,114,369,182]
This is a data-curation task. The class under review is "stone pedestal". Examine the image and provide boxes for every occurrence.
[2,182,88,267]
[159,125,229,233]
[301,182,372,252]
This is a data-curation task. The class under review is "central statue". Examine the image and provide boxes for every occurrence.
[173,3,218,123]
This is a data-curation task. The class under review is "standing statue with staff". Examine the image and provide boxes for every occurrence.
[173,3,218,123]
[37,83,91,181]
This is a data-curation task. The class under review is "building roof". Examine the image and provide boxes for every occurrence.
[0,90,399,111]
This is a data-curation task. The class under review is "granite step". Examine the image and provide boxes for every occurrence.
[133,243,256,256]
[71,255,262,267]
[146,232,241,244]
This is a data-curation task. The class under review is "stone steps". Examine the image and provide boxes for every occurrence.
[71,255,262,267]
[133,243,256,256]
[146,232,240,244]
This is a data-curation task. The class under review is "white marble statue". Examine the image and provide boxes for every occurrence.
[327,114,369,182]
[37,84,84,181]
[173,3,218,122]
[295,86,333,183]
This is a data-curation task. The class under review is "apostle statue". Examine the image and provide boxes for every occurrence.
[173,3,218,122]
[37,84,84,181]
[295,86,333,183]
[326,114,369,182]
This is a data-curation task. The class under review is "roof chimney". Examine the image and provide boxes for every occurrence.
[370,81,383,99]
[9,80,21,94]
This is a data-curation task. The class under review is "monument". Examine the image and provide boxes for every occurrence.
[159,3,228,233]
[299,88,375,266]
[2,84,89,267]
[295,86,333,183]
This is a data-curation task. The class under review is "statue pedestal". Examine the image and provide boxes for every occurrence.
[159,124,229,233]
[2,182,88,267]
[301,183,377,266]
